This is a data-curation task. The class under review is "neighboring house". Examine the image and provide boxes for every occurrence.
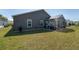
[49,15,66,29]
[0,17,8,28]
[12,9,66,31]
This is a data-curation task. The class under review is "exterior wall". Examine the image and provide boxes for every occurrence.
[0,21,3,25]
[13,10,50,31]
[55,17,66,28]
[0,21,8,27]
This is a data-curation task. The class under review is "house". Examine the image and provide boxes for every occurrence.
[0,20,8,28]
[0,16,8,28]
[12,9,50,31]
[12,9,66,31]
[49,15,66,29]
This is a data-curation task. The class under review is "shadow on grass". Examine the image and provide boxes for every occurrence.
[4,27,75,37]
[4,28,53,37]
[57,28,75,33]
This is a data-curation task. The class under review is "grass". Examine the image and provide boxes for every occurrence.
[0,26,79,50]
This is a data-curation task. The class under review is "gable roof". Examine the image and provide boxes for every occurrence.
[12,9,50,17]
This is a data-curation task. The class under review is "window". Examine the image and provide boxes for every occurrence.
[27,19,32,28]
[40,20,44,26]
[45,21,49,26]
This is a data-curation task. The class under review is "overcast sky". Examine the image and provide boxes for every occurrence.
[0,9,79,21]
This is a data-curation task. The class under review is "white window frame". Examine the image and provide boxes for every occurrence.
[27,19,32,28]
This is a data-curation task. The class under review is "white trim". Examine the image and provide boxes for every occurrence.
[27,19,32,28]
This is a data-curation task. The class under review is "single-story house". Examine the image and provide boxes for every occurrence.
[49,15,66,29]
[0,18,8,28]
[12,9,66,31]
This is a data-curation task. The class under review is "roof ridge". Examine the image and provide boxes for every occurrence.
[12,9,45,17]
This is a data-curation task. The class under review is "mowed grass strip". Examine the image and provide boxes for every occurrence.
[0,26,79,50]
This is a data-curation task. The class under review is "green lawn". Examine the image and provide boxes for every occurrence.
[0,26,79,50]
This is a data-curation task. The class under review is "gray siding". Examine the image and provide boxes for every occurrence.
[13,10,50,31]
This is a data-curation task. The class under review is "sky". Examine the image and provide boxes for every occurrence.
[0,9,79,21]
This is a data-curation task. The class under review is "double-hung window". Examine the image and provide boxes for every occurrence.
[27,19,32,28]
